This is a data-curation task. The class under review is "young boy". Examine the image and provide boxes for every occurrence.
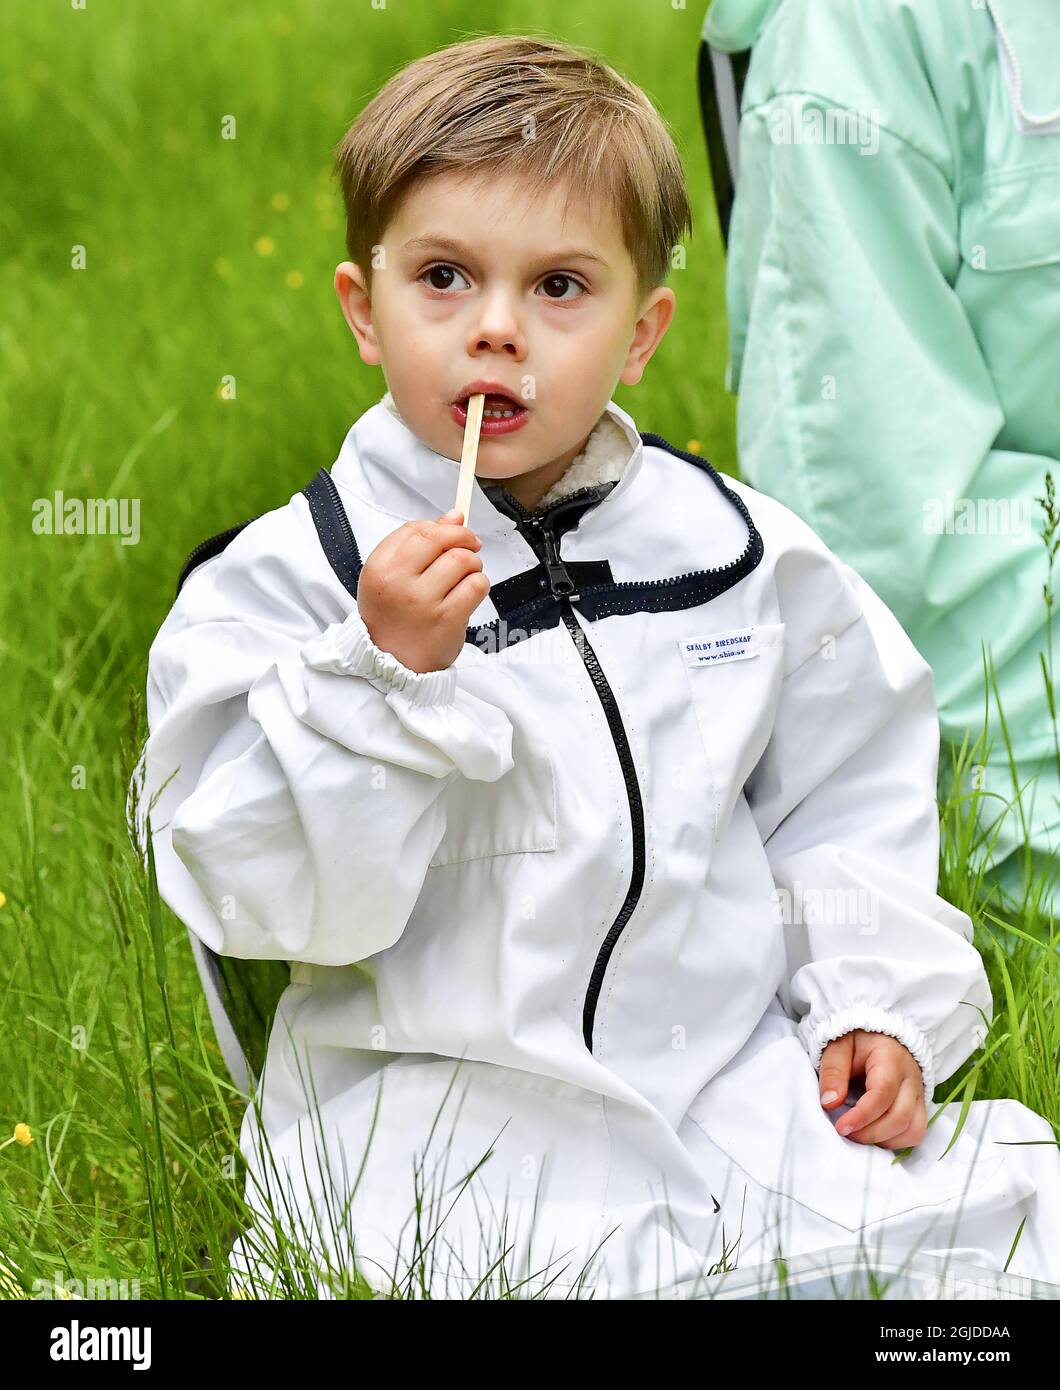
[135,34,1060,1298]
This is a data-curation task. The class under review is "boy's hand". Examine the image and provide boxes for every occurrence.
[818,1030,927,1150]
[357,508,488,674]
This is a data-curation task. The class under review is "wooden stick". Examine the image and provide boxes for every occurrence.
[454,393,485,523]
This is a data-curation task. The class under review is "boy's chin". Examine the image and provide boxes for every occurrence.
[471,463,532,483]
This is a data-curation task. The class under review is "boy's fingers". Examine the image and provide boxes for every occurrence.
[872,1085,928,1150]
[844,1077,924,1148]
[417,545,484,603]
[818,1032,854,1108]
[439,568,491,619]
[398,519,481,574]
[835,1067,901,1137]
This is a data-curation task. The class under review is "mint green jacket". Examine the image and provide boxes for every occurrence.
[704,0,1060,862]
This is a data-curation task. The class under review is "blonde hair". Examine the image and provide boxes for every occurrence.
[333,33,693,302]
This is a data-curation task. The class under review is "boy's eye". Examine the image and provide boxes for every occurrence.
[421,264,471,292]
[536,273,586,302]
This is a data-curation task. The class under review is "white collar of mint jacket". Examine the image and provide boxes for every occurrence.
[136,396,1054,1298]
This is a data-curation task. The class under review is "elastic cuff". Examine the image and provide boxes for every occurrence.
[300,608,457,708]
[797,1002,936,1106]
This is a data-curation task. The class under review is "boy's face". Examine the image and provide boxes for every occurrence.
[335,168,675,511]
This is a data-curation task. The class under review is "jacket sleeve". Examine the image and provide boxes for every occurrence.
[744,534,993,1105]
[132,549,515,968]
[727,89,1059,750]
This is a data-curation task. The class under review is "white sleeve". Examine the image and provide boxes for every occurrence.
[745,543,992,1105]
[134,573,514,968]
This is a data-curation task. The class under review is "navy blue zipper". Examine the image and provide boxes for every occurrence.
[487,485,646,1053]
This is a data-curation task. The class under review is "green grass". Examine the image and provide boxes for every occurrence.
[0,0,1056,1301]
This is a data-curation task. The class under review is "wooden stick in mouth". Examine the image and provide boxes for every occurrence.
[454,393,484,523]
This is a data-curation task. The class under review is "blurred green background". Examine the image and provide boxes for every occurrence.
[0,0,733,1295]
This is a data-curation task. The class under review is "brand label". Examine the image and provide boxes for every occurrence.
[679,626,762,667]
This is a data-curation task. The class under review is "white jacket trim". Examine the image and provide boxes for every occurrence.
[301,607,457,707]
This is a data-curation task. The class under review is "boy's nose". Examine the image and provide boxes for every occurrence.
[467,300,527,358]
[469,332,525,359]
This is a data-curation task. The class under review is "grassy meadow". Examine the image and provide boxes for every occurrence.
[0,0,1056,1300]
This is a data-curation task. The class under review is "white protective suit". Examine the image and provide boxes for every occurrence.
[135,394,1060,1298]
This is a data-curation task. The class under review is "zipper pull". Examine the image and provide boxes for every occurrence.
[540,522,580,602]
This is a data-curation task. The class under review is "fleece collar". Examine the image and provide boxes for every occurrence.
[330,393,645,538]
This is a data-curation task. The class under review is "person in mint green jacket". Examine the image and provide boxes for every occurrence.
[703,0,1060,912]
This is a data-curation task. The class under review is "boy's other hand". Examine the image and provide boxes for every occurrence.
[357,508,488,674]
[818,1030,927,1151]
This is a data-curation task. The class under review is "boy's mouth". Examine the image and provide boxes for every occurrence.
[450,384,530,437]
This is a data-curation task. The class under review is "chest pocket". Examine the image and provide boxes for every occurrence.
[427,659,557,868]
[680,622,786,843]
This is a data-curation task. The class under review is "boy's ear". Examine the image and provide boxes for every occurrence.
[619,286,676,389]
[334,261,381,366]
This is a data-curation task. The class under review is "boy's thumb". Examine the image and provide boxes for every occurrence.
[818,1032,854,1106]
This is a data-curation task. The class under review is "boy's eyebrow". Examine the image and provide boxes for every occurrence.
[401,234,610,270]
